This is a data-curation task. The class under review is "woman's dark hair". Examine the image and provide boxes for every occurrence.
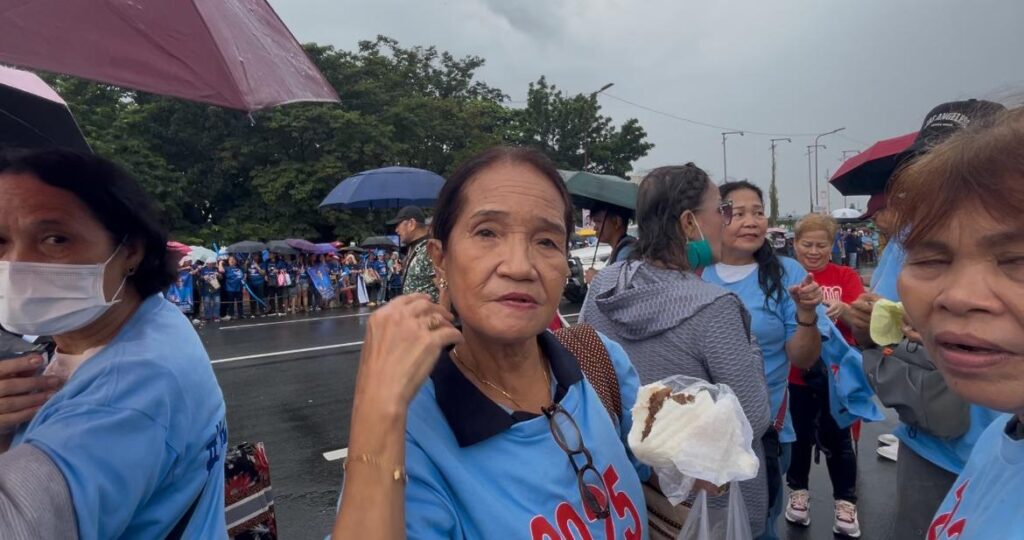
[432,145,574,248]
[0,148,174,298]
[635,163,712,270]
[720,180,786,308]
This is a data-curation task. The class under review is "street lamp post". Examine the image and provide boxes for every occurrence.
[839,150,859,209]
[769,138,790,224]
[721,131,744,181]
[807,144,826,212]
[813,127,845,209]
[582,83,614,171]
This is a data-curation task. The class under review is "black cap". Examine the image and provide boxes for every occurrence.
[906,99,1006,155]
[386,205,426,226]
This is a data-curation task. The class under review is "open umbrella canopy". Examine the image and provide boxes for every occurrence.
[188,246,217,264]
[830,132,918,196]
[361,236,399,249]
[0,0,338,112]
[266,240,298,255]
[312,243,338,255]
[166,241,191,256]
[285,239,319,252]
[225,240,267,254]
[559,170,637,214]
[319,167,446,210]
[0,65,90,153]
[832,208,862,219]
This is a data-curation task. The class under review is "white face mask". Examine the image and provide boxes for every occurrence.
[0,244,128,336]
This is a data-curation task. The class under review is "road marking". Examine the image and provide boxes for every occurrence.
[323,447,349,462]
[219,312,371,330]
[210,341,364,364]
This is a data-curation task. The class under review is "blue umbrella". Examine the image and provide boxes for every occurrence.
[319,166,445,210]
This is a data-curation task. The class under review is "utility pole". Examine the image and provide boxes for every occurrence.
[769,138,791,225]
[582,82,614,171]
[721,131,744,182]
[839,151,859,209]
[814,127,845,209]
[807,144,826,212]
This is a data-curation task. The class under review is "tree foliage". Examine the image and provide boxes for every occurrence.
[47,36,653,244]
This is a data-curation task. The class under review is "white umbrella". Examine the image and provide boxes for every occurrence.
[831,208,861,219]
[188,246,218,264]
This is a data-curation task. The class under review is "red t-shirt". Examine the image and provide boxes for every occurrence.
[789,262,865,385]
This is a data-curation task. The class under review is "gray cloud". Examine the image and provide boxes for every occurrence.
[269,0,1024,214]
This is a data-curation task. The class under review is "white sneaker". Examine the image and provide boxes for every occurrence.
[834,500,862,538]
[876,441,899,461]
[222,316,232,322]
[878,433,898,446]
[784,489,811,526]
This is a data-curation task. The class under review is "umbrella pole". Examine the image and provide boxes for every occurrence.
[590,220,604,269]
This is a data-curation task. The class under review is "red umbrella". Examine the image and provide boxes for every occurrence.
[0,0,338,112]
[829,132,917,196]
[166,241,191,256]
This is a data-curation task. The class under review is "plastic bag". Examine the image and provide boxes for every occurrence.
[677,482,752,540]
[628,375,759,504]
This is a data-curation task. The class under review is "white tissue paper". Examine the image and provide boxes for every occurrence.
[628,375,759,505]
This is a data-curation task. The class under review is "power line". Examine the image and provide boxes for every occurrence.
[600,92,833,138]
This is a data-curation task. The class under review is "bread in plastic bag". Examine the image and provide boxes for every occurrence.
[628,375,759,504]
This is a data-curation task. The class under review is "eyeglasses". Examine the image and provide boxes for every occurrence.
[542,403,611,520]
[716,201,734,225]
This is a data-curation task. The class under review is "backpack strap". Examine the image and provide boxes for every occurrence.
[553,324,622,423]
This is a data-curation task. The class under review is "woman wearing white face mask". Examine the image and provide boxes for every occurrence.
[0,149,227,540]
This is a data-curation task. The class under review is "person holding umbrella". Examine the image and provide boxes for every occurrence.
[222,255,244,320]
[388,206,438,303]
[246,253,268,318]
[583,202,636,285]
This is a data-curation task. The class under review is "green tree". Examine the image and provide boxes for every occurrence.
[509,76,653,177]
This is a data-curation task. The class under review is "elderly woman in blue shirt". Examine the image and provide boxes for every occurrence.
[0,149,226,539]
[332,146,649,539]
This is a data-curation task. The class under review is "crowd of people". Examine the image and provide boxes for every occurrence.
[0,98,1020,540]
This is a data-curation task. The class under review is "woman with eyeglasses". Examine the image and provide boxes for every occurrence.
[702,181,828,540]
[331,146,649,539]
[889,107,1024,539]
[580,163,772,537]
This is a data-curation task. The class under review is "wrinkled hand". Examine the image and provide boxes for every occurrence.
[825,301,847,321]
[0,354,62,432]
[693,479,729,497]
[902,314,924,345]
[584,267,597,285]
[848,292,881,334]
[354,293,462,410]
[788,274,823,312]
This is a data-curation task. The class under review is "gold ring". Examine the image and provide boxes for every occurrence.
[427,316,442,331]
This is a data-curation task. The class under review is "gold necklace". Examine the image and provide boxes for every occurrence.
[450,348,551,411]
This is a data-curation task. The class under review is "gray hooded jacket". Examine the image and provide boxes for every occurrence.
[580,261,771,535]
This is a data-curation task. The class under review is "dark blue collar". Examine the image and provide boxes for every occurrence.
[431,331,584,448]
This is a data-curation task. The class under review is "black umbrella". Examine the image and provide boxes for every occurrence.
[360,236,399,249]
[266,240,298,255]
[0,65,90,153]
[225,240,267,254]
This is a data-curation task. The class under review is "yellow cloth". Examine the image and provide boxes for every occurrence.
[870,299,905,345]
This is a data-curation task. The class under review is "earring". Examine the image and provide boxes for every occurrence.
[127,266,136,276]
[438,278,448,290]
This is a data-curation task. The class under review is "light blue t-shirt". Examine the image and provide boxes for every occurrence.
[338,331,650,539]
[869,239,905,301]
[703,257,830,443]
[870,240,1001,473]
[13,295,228,540]
[928,415,1024,539]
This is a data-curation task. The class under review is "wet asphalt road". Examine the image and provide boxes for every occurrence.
[202,302,900,540]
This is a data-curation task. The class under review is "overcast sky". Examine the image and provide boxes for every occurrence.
[270,0,1024,215]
